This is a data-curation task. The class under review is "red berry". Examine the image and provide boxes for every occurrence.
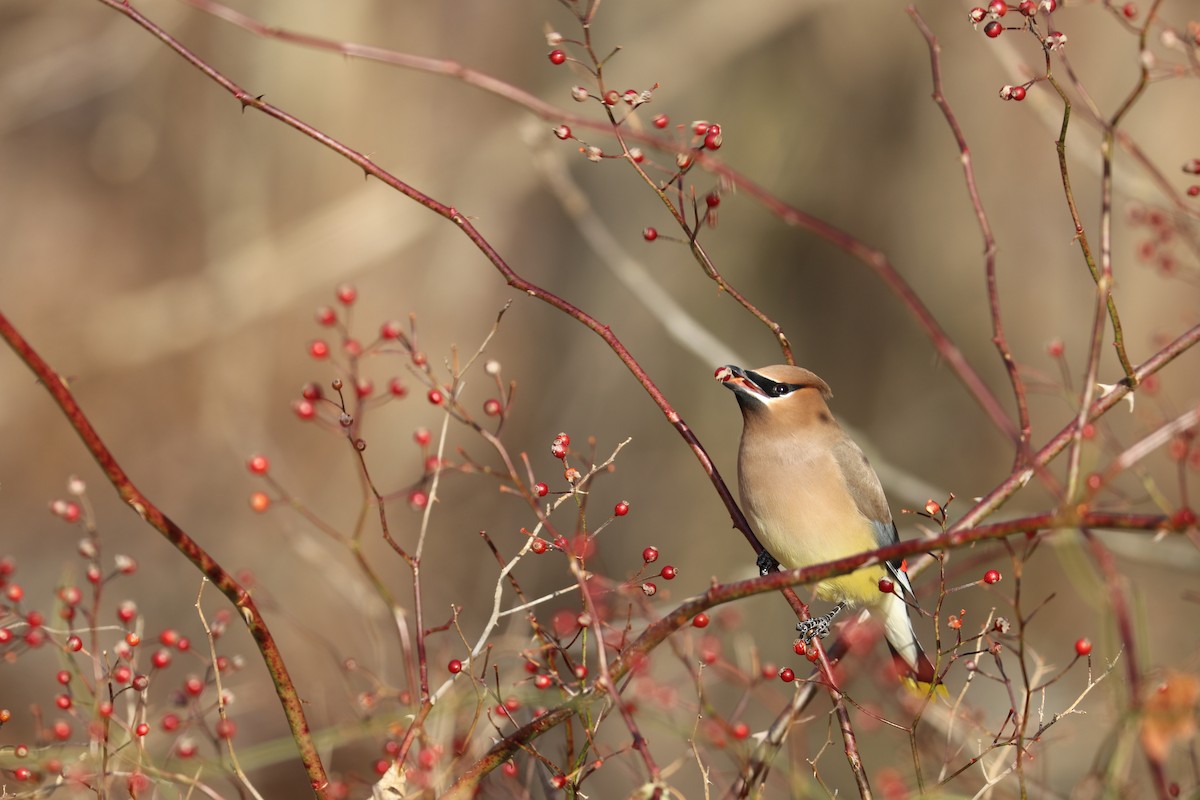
[703,130,722,150]
[969,6,987,21]
[660,565,677,580]
[249,492,270,513]
[705,193,720,208]
[643,227,658,241]
[335,284,357,305]
[1121,2,1136,17]
[1047,339,1065,357]
[602,90,619,106]
[66,635,82,652]
[1188,186,1200,198]
[1018,0,1035,15]
[55,694,71,710]
[413,428,432,446]
[151,649,171,669]
[483,398,503,416]
[247,454,269,475]
[983,569,1001,585]
[641,582,657,596]
[553,125,571,140]
[691,121,709,136]
[732,722,749,740]
[408,490,429,511]
[614,501,630,516]
[878,578,895,594]
[315,306,336,326]
[692,612,709,628]
[1010,85,1027,101]
[551,775,568,789]
[988,0,1007,17]
[1074,638,1092,656]
[780,668,795,683]
[642,546,659,563]
[292,399,316,420]
[653,114,669,129]
[427,388,444,405]
[448,659,463,674]
[531,538,547,554]
[534,482,549,497]
[984,20,1003,37]
[573,664,587,679]
[135,722,149,737]
[548,50,566,65]
[551,441,567,459]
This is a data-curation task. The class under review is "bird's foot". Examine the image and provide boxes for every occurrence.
[756,551,781,577]
[795,602,845,642]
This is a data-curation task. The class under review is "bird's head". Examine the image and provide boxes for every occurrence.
[715,364,835,427]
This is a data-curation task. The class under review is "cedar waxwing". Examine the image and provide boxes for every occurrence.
[716,364,941,693]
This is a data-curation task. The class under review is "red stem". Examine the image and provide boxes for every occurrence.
[0,308,330,797]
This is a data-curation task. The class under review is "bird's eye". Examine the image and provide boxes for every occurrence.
[770,383,791,397]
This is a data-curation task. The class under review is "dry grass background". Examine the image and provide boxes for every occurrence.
[1,0,1198,796]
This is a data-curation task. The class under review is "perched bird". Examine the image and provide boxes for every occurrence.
[715,364,941,693]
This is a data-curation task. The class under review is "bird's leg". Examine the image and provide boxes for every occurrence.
[795,601,845,642]
[756,551,781,576]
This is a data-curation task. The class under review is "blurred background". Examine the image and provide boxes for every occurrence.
[1,0,1197,796]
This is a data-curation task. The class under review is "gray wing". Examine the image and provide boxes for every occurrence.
[833,438,917,597]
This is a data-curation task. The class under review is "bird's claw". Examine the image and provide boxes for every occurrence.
[756,551,781,577]
[795,602,844,642]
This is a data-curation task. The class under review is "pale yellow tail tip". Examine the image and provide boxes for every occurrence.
[901,676,950,702]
